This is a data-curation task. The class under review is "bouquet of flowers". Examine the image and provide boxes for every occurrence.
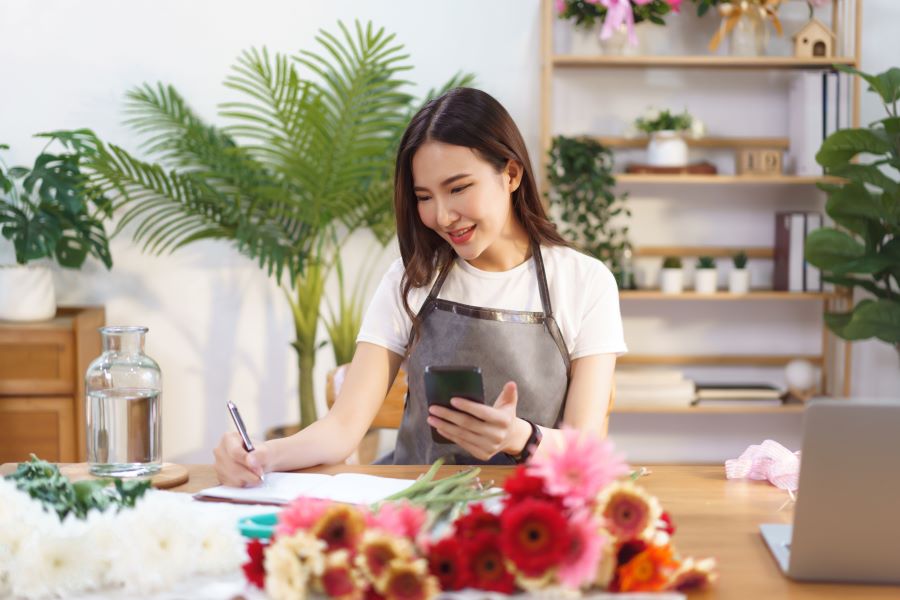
[556,1,682,46]
[241,429,716,598]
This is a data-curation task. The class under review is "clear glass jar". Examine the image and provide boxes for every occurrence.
[725,4,768,56]
[85,326,162,476]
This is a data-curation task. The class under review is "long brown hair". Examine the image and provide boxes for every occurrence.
[394,87,570,347]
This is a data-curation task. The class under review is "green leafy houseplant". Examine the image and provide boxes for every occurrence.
[556,0,675,29]
[546,135,631,282]
[805,65,900,359]
[634,108,693,134]
[0,131,112,269]
[696,256,716,269]
[79,21,472,429]
[663,256,682,269]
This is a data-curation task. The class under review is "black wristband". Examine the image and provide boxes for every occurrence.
[508,419,542,464]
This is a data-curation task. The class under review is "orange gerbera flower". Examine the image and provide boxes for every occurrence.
[616,543,679,592]
[312,505,366,553]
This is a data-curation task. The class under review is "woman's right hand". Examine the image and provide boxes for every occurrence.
[213,432,271,487]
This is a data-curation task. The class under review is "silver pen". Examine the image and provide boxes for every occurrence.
[227,401,265,483]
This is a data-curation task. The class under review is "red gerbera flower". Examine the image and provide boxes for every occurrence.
[503,465,558,506]
[453,504,501,540]
[241,538,267,589]
[499,498,569,577]
[426,537,469,591]
[464,533,516,593]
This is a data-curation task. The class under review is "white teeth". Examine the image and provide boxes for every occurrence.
[451,226,474,236]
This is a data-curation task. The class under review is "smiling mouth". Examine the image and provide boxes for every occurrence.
[448,225,475,237]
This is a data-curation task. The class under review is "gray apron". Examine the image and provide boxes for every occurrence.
[384,243,570,465]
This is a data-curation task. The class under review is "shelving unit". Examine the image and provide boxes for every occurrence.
[540,0,862,406]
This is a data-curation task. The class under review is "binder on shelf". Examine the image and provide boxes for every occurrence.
[774,212,806,292]
[788,71,824,176]
[805,213,823,292]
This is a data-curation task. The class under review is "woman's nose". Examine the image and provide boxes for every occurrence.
[435,197,459,228]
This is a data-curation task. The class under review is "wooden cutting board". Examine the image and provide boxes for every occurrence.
[59,463,189,489]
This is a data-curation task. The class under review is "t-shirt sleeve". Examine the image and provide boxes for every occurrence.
[356,259,413,357]
[569,262,628,360]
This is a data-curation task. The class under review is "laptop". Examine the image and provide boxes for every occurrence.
[760,399,900,584]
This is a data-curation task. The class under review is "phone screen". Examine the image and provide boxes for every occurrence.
[423,365,484,444]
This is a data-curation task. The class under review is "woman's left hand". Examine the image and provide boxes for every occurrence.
[426,381,530,461]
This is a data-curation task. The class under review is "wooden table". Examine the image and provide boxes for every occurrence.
[4,463,899,599]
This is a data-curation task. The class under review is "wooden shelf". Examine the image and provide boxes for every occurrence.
[615,174,842,185]
[621,290,836,301]
[553,55,858,69]
[596,136,789,150]
[619,354,824,366]
[612,403,805,415]
[634,246,773,259]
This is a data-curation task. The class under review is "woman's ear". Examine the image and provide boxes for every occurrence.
[505,159,524,193]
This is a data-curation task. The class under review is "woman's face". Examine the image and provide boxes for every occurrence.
[412,141,524,269]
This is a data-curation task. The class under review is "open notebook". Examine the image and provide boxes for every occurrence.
[193,472,416,506]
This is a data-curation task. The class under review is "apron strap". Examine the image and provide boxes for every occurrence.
[533,244,571,376]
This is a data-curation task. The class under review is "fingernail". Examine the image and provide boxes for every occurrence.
[450,398,460,407]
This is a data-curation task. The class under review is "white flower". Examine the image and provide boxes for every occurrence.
[192,512,246,575]
[265,531,326,600]
[644,107,661,122]
[10,518,99,599]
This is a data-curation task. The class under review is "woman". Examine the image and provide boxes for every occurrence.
[214,88,626,485]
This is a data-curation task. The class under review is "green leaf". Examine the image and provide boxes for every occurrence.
[804,228,865,271]
[816,128,893,168]
[828,298,900,343]
[837,65,900,106]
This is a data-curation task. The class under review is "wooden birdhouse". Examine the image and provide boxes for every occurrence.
[793,18,835,58]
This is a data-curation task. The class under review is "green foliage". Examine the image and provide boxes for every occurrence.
[547,135,631,275]
[634,109,693,134]
[663,256,682,269]
[696,256,716,269]
[805,65,900,352]
[77,21,473,427]
[0,131,113,268]
[5,455,150,520]
[556,0,674,29]
[732,250,748,269]
[689,0,726,18]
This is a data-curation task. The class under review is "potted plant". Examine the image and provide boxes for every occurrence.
[77,22,471,431]
[0,132,112,321]
[660,256,684,294]
[804,65,900,362]
[729,250,750,294]
[633,108,702,167]
[694,256,718,294]
[546,135,631,286]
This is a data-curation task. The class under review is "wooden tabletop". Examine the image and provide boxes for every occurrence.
[3,463,899,599]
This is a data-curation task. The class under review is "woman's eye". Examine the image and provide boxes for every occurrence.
[416,196,431,202]
[451,184,471,194]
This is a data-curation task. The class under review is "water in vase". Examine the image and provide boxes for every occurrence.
[87,387,161,476]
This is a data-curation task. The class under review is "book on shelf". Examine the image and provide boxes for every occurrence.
[774,211,824,292]
[614,369,696,407]
[692,384,785,406]
[615,367,686,386]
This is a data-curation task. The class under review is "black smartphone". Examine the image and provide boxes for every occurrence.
[424,365,485,444]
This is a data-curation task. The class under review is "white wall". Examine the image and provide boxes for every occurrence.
[1,0,896,465]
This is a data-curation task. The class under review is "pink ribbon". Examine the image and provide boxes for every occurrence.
[598,0,653,46]
[725,440,800,491]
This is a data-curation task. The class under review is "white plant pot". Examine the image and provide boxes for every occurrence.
[660,269,684,294]
[647,131,688,167]
[694,269,718,294]
[0,264,57,321]
[729,269,751,294]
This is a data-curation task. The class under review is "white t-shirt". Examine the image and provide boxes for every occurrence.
[356,245,628,361]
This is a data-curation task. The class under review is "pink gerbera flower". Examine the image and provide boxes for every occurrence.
[275,496,332,537]
[527,427,629,509]
[557,509,607,589]
[366,501,427,542]
[597,481,661,541]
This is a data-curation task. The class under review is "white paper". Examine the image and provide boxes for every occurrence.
[195,472,415,505]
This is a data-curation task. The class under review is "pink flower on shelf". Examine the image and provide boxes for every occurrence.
[527,427,629,510]
[665,0,682,13]
[555,0,567,14]
[275,496,332,537]
[599,0,653,47]
[557,509,608,589]
[366,501,427,541]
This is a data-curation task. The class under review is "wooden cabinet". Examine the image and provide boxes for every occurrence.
[0,306,104,462]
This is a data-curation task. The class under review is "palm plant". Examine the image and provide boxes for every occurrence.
[81,21,473,428]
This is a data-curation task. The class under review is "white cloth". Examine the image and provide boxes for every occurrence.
[357,245,627,361]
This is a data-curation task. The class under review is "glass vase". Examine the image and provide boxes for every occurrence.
[724,6,767,56]
[85,326,162,477]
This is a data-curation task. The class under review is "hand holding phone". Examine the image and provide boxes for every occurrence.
[424,365,485,444]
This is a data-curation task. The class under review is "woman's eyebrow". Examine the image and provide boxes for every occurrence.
[413,173,471,192]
